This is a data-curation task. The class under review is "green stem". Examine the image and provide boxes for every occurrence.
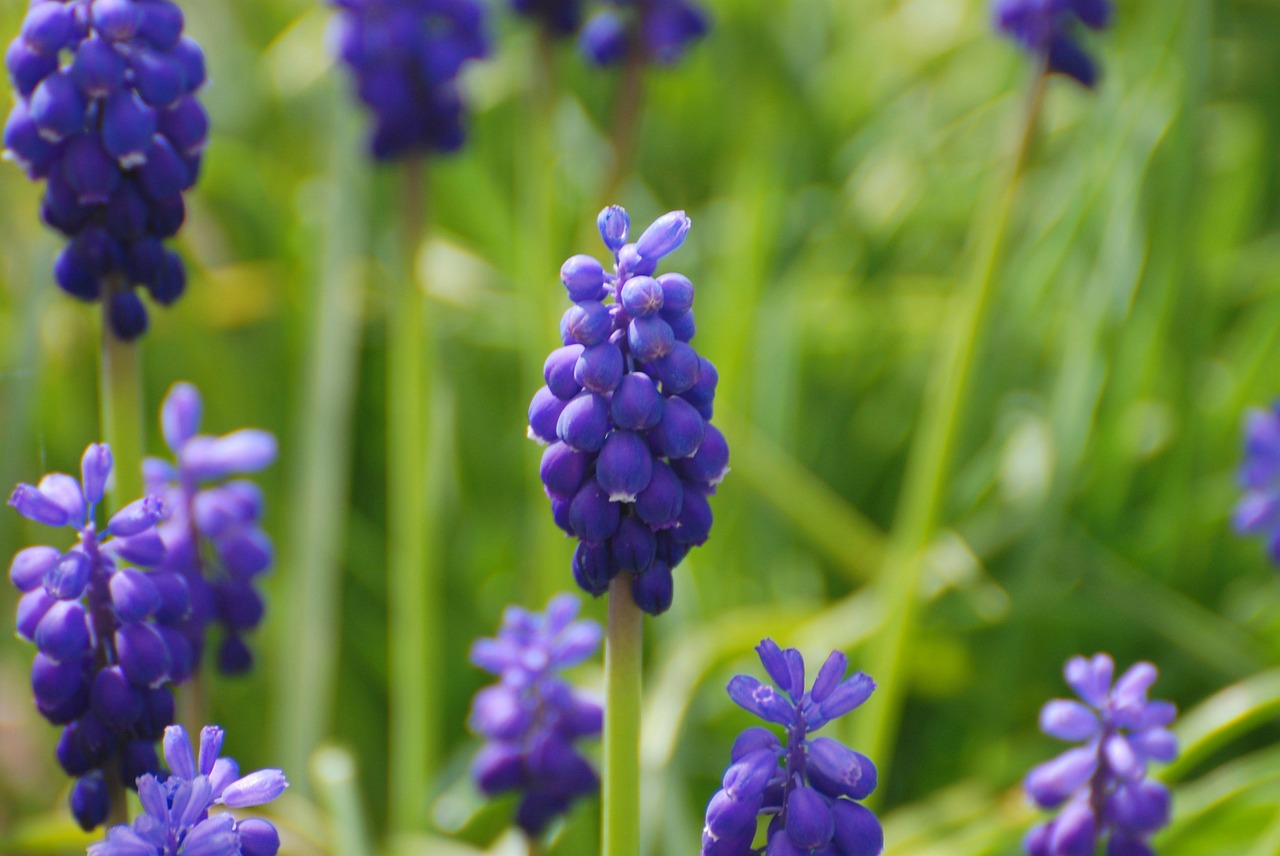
[99,279,146,828]
[313,746,375,856]
[603,576,643,856]
[600,46,647,207]
[387,158,437,834]
[274,84,368,788]
[859,71,1047,781]
[99,286,144,511]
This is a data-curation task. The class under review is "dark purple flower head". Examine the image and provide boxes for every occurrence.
[468,594,603,837]
[702,640,883,856]
[528,206,727,614]
[509,0,584,38]
[579,0,709,67]
[993,0,1112,87]
[144,382,277,677]
[88,723,288,856]
[8,443,191,830]
[1234,403,1280,565]
[328,0,490,161]
[2,0,209,339]
[1024,654,1177,855]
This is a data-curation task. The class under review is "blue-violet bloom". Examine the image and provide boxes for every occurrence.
[144,382,277,676]
[9,443,188,830]
[528,206,728,615]
[328,0,490,160]
[1234,402,1280,564]
[89,723,288,856]
[468,593,603,837]
[580,0,709,67]
[1024,653,1178,856]
[993,0,1113,87]
[3,0,210,339]
[702,639,883,856]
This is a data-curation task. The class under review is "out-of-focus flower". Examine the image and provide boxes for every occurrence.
[1024,653,1178,856]
[468,593,602,836]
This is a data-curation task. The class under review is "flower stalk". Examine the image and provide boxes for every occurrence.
[604,576,643,856]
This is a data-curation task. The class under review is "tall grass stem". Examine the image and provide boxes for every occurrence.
[859,70,1048,783]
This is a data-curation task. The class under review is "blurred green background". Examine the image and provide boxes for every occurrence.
[2,0,1280,853]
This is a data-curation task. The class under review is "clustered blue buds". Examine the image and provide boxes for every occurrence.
[8,444,191,830]
[702,640,883,856]
[993,0,1112,87]
[528,206,728,615]
[89,723,288,856]
[468,594,603,837]
[579,0,709,67]
[144,383,278,676]
[328,0,490,161]
[3,0,209,339]
[1234,403,1280,565]
[1024,654,1178,856]
[508,0,584,38]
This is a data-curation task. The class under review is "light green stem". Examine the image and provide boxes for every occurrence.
[100,280,146,828]
[859,71,1047,780]
[313,746,375,856]
[274,84,368,788]
[99,288,144,512]
[603,576,643,856]
[388,158,438,834]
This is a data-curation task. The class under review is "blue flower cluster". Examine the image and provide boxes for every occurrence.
[89,723,288,856]
[993,0,1112,87]
[3,0,208,339]
[528,206,728,615]
[1234,403,1280,563]
[144,383,278,676]
[468,594,603,837]
[579,0,709,67]
[1024,654,1178,856]
[702,640,883,856]
[8,444,191,830]
[328,0,490,161]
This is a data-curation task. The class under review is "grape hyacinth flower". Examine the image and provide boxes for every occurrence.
[2,0,209,339]
[8,444,190,830]
[144,382,277,676]
[1233,403,1280,564]
[580,0,709,67]
[468,593,603,837]
[528,206,728,615]
[1024,654,1178,856]
[702,640,882,856]
[328,0,490,161]
[89,723,288,856]
[993,0,1113,88]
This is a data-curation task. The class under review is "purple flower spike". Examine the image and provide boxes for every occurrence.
[3,0,209,339]
[468,593,602,837]
[993,0,1113,87]
[328,0,489,161]
[90,724,287,856]
[529,207,727,612]
[1023,653,1177,854]
[8,444,182,829]
[702,640,882,856]
[146,382,278,678]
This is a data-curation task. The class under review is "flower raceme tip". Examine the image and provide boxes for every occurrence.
[702,639,883,856]
[88,723,288,856]
[993,0,1113,88]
